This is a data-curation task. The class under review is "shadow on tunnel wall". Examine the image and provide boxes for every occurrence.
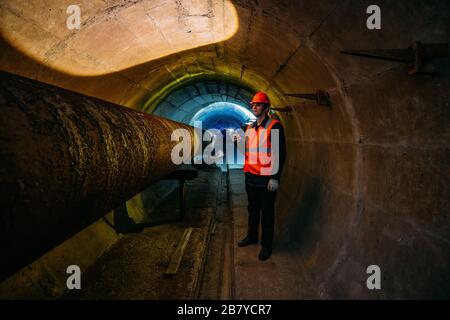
[276,176,323,253]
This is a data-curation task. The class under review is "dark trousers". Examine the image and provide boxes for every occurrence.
[245,184,277,248]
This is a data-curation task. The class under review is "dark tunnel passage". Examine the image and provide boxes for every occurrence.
[0,0,449,299]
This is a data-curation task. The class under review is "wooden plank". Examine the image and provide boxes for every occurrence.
[165,228,193,276]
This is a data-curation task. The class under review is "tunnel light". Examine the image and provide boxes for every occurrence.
[1,0,239,76]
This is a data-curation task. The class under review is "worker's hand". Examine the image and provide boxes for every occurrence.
[267,179,279,192]
[205,149,224,164]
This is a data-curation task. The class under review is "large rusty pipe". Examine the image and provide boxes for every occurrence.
[0,71,195,281]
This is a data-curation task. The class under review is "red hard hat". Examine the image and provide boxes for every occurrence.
[251,92,270,104]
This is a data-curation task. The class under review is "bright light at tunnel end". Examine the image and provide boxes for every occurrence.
[190,102,256,130]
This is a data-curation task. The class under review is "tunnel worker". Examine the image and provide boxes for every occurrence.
[237,92,286,261]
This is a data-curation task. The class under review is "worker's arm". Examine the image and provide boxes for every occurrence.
[231,123,249,142]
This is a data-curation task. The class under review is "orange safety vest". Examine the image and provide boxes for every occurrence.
[244,118,280,176]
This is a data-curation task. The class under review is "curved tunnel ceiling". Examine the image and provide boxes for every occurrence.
[151,79,256,128]
[0,0,449,298]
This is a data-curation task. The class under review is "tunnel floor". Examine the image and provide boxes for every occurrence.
[64,168,313,299]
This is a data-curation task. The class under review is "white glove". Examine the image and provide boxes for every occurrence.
[267,179,279,191]
[205,149,224,164]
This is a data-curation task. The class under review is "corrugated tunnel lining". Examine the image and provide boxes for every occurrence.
[0,0,448,298]
[150,78,257,127]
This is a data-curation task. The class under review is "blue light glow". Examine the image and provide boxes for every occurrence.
[189,102,255,131]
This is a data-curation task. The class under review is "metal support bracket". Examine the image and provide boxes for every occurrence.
[271,106,293,114]
[163,166,198,221]
[341,41,448,75]
[284,90,331,106]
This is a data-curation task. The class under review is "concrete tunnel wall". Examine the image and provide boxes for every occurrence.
[0,0,449,298]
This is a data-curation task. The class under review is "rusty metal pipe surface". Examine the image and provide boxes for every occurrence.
[0,71,194,281]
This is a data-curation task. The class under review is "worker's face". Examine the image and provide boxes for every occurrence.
[251,103,269,117]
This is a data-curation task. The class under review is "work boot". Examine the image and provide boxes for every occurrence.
[258,247,272,261]
[238,236,258,247]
